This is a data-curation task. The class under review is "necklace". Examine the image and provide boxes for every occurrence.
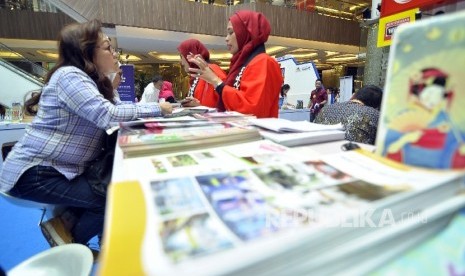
[350,99,364,106]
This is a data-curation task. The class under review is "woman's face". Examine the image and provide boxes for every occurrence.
[225,21,238,55]
[93,35,118,74]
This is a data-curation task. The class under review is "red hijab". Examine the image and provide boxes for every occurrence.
[177,39,210,83]
[225,10,271,86]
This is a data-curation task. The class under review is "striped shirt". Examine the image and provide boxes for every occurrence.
[0,66,161,192]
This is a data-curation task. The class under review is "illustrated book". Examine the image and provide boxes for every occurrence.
[375,10,465,169]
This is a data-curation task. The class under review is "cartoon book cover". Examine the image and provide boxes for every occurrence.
[375,10,465,169]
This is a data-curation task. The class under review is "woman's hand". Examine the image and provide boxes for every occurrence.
[159,102,173,115]
[187,55,222,85]
[181,97,200,107]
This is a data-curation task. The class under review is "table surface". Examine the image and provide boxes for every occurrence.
[0,122,28,130]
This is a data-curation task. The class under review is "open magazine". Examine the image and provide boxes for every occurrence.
[101,140,465,275]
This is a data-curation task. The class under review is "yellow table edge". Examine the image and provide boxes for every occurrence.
[98,180,147,276]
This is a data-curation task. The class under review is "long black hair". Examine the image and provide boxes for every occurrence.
[280,84,290,97]
[26,19,115,115]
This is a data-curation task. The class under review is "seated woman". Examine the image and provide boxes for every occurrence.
[178,39,226,108]
[159,81,177,103]
[314,85,383,145]
[0,19,172,250]
[187,10,283,118]
[280,84,295,110]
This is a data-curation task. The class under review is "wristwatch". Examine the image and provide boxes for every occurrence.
[213,80,223,89]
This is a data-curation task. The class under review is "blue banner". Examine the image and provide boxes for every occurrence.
[118,64,136,103]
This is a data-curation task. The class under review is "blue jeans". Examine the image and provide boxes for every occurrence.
[9,165,106,245]
[310,112,316,122]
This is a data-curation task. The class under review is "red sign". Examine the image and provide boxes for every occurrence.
[380,0,455,17]
[384,17,411,40]
[296,0,316,12]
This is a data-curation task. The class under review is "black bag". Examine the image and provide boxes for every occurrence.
[85,131,118,197]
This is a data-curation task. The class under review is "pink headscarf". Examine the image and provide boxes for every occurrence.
[159,81,174,99]
[225,10,271,86]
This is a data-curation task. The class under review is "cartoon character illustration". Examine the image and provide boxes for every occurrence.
[382,68,465,169]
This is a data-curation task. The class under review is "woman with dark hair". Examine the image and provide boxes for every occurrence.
[187,10,283,118]
[178,39,226,108]
[0,20,172,249]
[279,84,295,109]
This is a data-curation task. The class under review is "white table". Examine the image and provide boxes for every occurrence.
[279,108,310,121]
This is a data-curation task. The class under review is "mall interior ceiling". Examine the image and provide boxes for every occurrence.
[0,0,371,72]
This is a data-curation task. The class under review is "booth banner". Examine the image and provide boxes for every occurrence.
[118,64,136,103]
[377,8,418,47]
[296,0,316,11]
[380,0,454,17]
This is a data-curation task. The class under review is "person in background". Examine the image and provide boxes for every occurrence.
[333,87,340,103]
[0,19,172,251]
[308,79,327,122]
[159,81,177,103]
[0,103,5,118]
[140,75,163,103]
[279,84,295,109]
[326,87,337,105]
[178,39,226,108]
[314,85,383,145]
[187,10,283,118]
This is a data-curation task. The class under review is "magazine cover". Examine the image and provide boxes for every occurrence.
[375,11,465,169]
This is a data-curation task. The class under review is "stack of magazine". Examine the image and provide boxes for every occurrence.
[118,117,262,158]
[102,140,465,275]
[249,118,346,147]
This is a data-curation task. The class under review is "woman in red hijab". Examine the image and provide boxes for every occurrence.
[178,39,226,108]
[187,10,283,118]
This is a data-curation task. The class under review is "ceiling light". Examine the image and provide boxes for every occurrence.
[149,51,180,61]
[0,50,23,59]
[209,52,232,60]
[326,55,357,62]
[266,46,287,55]
[37,50,58,59]
[122,54,141,62]
[288,53,318,59]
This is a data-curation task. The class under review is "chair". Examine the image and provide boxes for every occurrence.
[0,191,52,225]
[7,244,93,276]
[0,141,55,224]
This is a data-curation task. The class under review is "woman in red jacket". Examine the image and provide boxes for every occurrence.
[178,39,226,108]
[187,10,283,118]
